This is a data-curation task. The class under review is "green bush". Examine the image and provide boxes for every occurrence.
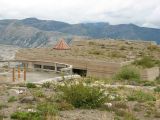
[11,111,42,120]
[37,102,58,116]
[59,83,106,108]
[133,56,155,68]
[115,66,140,82]
[42,82,51,88]
[154,60,160,67]
[26,83,37,88]
[127,90,156,102]
[34,91,44,98]
[142,81,156,86]
[154,86,160,93]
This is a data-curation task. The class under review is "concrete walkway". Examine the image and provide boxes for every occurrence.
[32,75,81,84]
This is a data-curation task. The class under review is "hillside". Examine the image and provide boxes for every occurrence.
[0,18,160,47]
[21,18,160,43]
[0,19,73,47]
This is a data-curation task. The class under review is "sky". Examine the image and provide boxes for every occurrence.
[0,0,160,28]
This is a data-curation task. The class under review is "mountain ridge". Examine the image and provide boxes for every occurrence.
[0,18,160,47]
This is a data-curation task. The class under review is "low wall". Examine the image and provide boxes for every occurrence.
[141,67,159,81]
[15,55,134,78]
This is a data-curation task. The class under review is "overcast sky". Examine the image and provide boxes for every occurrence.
[0,0,160,28]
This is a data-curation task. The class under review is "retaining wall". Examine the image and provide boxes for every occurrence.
[141,67,159,81]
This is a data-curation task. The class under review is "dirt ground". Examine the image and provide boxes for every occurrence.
[16,39,160,64]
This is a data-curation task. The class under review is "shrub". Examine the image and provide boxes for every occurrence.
[11,111,42,120]
[142,81,156,86]
[88,49,104,55]
[0,104,8,110]
[106,93,123,101]
[26,83,37,88]
[34,91,44,98]
[154,86,160,93]
[154,60,160,67]
[127,90,156,102]
[88,41,96,45]
[56,101,74,111]
[37,102,58,116]
[59,83,106,108]
[115,109,138,120]
[8,96,17,102]
[133,56,155,68]
[42,82,51,88]
[155,77,160,84]
[110,51,125,58]
[113,102,128,109]
[115,66,140,82]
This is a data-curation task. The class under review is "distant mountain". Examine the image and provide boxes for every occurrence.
[0,19,73,47]
[20,18,160,43]
[21,18,71,31]
[0,18,160,47]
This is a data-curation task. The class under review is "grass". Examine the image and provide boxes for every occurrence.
[0,103,8,110]
[26,83,37,88]
[42,82,51,88]
[133,56,156,68]
[113,102,128,109]
[37,102,58,117]
[56,101,74,111]
[11,111,42,120]
[88,49,104,55]
[114,109,138,120]
[154,86,160,93]
[8,96,17,102]
[34,91,45,98]
[109,51,125,58]
[127,90,156,102]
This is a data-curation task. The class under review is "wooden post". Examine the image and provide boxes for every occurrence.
[55,63,57,72]
[18,66,20,80]
[24,64,26,81]
[12,68,15,82]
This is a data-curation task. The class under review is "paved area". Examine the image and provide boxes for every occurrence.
[0,71,61,83]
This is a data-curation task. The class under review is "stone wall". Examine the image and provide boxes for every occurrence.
[141,67,160,81]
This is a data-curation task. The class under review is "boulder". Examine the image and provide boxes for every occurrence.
[20,96,35,103]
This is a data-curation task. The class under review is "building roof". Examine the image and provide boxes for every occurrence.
[53,39,71,50]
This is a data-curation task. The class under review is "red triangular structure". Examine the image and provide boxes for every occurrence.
[53,39,71,50]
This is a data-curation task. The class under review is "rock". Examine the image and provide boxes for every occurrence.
[20,96,35,103]
[104,103,112,108]
[28,109,36,112]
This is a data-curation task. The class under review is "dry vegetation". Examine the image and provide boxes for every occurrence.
[16,39,160,62]
[0,39,160,120]
[0,77,159,120]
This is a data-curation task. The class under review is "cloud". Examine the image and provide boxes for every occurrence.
[0,0,160,28]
